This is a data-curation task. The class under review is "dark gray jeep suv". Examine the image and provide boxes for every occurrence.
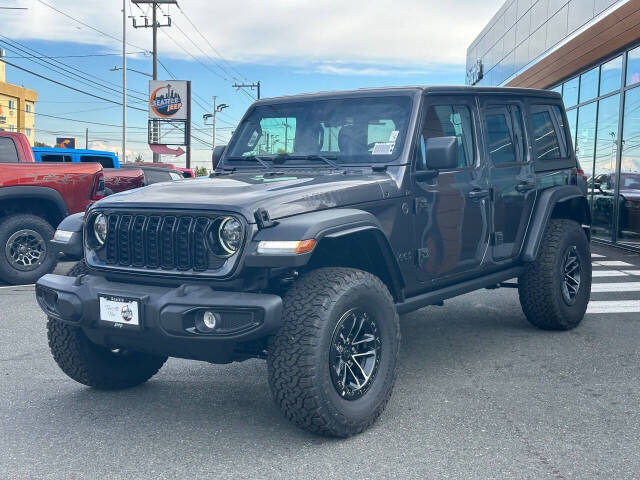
[36,86,591,437]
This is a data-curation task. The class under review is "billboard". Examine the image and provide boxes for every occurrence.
[149,80,188,120]
[56,137,76,149]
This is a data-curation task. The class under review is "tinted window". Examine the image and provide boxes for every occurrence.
[579,67,599,103]
[421,104,474,169]
[563,77,579,107]
[41,154,72,162]
[0,137,19,162]
[143,169,171,184]
[80,155,114,168]
[626,45,640,86]
[600,56,622,95]
[530,105,563,160]
[485,107,516,165]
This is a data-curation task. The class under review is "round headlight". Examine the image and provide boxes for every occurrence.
[93,213,108,247]
[218,217,243,255]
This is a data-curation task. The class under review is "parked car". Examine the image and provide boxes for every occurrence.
[0,132,104,284]
[126,161,195,178]
[36,86,591,437]
[120,164,184,185]
[33,147,120,169]
[103,168,144,194]
[590,172,640,238]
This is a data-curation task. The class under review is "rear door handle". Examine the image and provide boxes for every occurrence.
[516,181,535,193]
[468,189,489,200]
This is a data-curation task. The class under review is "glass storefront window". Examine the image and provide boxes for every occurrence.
[592,94,620,242]
[563,77,579,107]
[575,102,597,175]
[550,85,562,95]
[600,56,622,95]
[566,108,577,150]
[579,67,599,103]
[619,86,640,246]
[626,46,640,86]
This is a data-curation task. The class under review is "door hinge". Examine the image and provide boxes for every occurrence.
[490,231,504,245]
[417,247,430,266]
[414,197,428,214]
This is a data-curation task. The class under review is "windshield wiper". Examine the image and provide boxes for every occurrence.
[226,155,273,170]
[274,154,342,169]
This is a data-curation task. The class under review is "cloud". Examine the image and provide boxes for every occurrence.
[3,0,500,67]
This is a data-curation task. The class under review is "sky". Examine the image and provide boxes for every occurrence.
[0,0,502,170]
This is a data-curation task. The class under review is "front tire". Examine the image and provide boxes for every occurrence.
[0,214,57,285]
[518,219,591,330]
[46,265,167,390]
[268,267,400,437]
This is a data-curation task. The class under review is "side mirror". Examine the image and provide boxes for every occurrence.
[425,136,458,170]
[212,145,226,170]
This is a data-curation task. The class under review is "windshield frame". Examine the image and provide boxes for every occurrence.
[219,89,422,170]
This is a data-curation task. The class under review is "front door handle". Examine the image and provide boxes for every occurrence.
[515,181,535,193]
[468,189,489,200]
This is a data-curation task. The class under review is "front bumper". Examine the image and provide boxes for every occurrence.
[35,273,283,363]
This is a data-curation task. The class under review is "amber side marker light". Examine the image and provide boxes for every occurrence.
[256,239,317,255]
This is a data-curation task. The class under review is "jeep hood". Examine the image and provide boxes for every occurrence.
[95,170,399,222]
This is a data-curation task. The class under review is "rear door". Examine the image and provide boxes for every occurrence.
[480,98,536,261]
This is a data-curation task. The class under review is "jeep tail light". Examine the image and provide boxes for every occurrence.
[576,168,587,181]
[91,172,105,200]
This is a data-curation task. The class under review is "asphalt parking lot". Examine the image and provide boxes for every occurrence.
[1,244,639,479]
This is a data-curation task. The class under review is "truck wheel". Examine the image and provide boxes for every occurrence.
[518,219,591,330]
[45,265,167,390]
[0,214,57,285]
[268,267,400,437]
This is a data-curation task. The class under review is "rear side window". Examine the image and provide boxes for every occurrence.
[421,104,474,169]
[144,169,170,184]
[41,154,72,162]
[530,105,567,161]
[484,105,526,165]
[0,137,19,162]
[80,155,114,168]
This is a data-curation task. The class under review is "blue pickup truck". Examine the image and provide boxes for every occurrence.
[32,148,120,168]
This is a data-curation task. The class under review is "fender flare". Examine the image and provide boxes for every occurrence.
[0,186,69,219]
[243,208,405,294]
[521,185,590,262]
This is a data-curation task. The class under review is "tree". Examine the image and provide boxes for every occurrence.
[194,166,209,177]
[135,154,143,162]
[34,141,52,147]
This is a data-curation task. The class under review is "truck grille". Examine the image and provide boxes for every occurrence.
[102,213,226,272]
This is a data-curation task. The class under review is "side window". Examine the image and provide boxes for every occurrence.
[485,107,516,165]
[0,137,19,162]
[41,154,72,162]
[80,155,114,168]
[530,105,566,161]
[420,104,474,169]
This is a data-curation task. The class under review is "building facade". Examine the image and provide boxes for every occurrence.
[0,60,37,145]
[467,0,640,250]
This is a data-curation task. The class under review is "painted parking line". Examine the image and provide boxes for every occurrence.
[591,253,605,258]
[587,300,640,314]
[594,261,634,267]
[0,284,35,290]
[591,282,640,293]
[623,271,640,276]
[592,270,628,277]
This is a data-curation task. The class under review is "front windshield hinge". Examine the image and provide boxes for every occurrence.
[254,208,278,229]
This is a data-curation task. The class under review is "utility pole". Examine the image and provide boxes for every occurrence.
[122,0,126,165]
[132,0,175,162]
[203,97,228,151]
[232,81,261,100]
[86,127,89,150]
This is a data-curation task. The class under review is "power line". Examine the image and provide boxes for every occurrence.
[1,59,147,112]
[2,51,148,59]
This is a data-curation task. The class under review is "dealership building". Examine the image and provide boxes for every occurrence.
[467,0,640,250]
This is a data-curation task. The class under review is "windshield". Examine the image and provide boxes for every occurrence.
[224,95,413,166]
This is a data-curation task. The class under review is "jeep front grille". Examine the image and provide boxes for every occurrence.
[101,213,226,272]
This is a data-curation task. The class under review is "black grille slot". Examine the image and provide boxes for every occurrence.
[96,212,234,273]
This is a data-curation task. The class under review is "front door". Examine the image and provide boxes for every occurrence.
[412,95,490,284]
[480,100,536,261]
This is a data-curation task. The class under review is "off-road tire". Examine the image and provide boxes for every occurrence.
[0,214,57,285]
[268,267,400,437]
[46,265,167,390]
[518,219,591,330]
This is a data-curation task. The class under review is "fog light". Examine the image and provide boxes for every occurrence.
[203,311,218,329]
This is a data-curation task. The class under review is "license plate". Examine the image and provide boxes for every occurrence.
[99,295,141,330]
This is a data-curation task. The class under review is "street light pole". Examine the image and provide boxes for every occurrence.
[212,96,216,151]
[122,0,127,165]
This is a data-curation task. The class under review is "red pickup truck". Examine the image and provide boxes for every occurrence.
[0,132,104,284]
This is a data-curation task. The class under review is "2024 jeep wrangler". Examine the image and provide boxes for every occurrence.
[36,86,592,437]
